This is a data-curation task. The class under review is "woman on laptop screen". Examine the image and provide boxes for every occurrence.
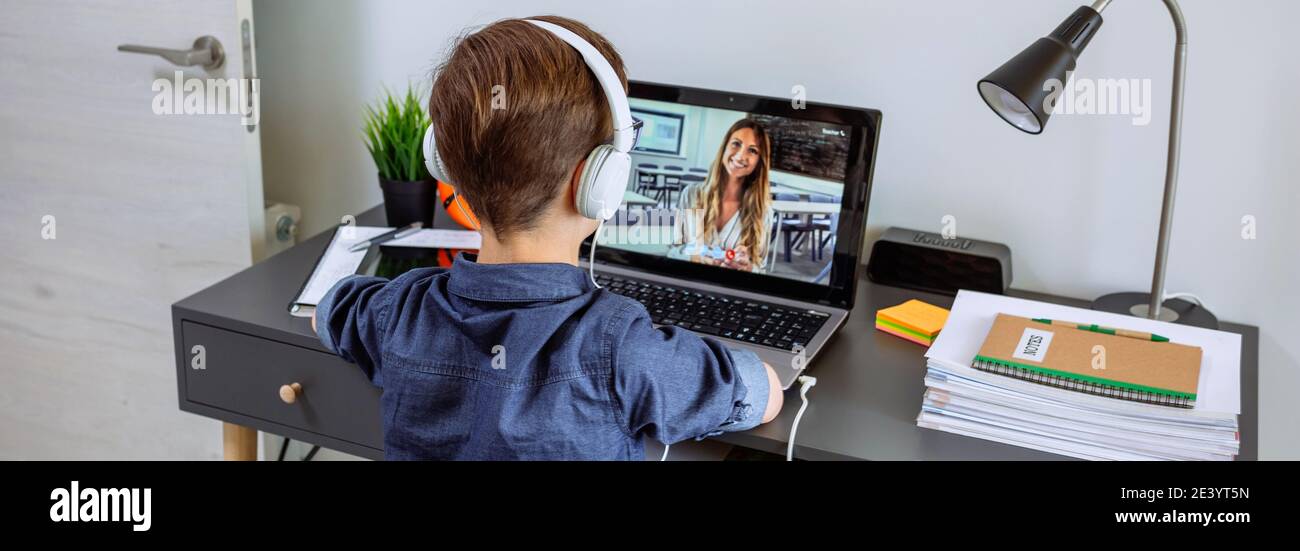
[668,119,775,273]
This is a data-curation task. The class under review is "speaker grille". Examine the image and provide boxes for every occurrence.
[867,240,1006,296]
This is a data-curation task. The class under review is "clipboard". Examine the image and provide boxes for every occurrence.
[287,225,387,318]
[287,226,483,317]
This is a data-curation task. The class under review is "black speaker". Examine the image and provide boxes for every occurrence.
[867,227,1012,295]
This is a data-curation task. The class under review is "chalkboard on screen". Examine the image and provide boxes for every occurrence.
[748,114,850,182]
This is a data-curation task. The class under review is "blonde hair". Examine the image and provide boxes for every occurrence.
[696,119,772,265]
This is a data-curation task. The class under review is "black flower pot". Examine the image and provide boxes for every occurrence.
[378,175,436,228]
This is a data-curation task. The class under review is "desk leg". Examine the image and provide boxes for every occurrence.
[222,422,258,461]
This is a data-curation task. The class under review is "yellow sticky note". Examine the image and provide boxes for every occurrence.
[876,299,949,337]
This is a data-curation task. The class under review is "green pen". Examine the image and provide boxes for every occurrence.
[1032,318,1170,343]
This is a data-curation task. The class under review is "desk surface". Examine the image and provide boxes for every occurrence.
[175,205,1259,460]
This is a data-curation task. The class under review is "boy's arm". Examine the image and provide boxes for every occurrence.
[762,362,783,423]
[612,304,785,445]
[312,274,393,382]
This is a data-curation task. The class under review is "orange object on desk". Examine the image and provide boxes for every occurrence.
[875,299,949,346]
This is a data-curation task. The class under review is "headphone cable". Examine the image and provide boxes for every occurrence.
[588,217,605,289]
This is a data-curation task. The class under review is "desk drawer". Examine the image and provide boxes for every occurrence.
[181,321,383,450]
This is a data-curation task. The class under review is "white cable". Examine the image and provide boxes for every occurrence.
[588,218,605,289]
[660,443,670,461]
[787,375,817,461]
[452,192,482,232]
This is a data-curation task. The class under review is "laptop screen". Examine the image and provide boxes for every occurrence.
[595,81,879,309]
[605,97,851,286]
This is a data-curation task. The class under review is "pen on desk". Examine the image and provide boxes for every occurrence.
[1032,318,1170,342]
[347,222,423,252]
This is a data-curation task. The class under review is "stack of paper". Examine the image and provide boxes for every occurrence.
[918,291,1242,461]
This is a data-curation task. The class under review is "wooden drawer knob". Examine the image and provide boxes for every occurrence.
[279,382,302,404]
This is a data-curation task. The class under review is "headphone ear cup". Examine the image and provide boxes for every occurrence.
[576,145,629,220]
[422,125,450,183]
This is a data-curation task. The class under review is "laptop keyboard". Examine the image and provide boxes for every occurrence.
[595,274,831,351]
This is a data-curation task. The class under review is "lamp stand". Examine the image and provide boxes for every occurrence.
[1086,0,1217,329]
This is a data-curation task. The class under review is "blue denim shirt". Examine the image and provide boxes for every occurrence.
[314,253,769,460]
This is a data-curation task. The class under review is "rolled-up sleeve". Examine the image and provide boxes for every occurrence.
[314,274,393,382]
[611,304,770,445]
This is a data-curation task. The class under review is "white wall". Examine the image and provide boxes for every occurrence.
[255,0,1300,459]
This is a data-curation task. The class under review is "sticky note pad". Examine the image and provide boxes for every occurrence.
[875,299,950,346]
[875,320,935,346]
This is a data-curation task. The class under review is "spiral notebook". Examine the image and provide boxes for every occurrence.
[972,313,1203,408]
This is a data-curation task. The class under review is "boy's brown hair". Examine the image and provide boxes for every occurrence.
[428,15,628,238]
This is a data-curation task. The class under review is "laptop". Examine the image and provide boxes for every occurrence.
[587,81,882,389]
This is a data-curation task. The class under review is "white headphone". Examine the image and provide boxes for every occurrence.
[423,19,635,221]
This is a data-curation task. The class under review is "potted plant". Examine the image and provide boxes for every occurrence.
[363,86,436,227]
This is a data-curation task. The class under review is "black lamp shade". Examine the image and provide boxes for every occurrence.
[978,6,1105,134]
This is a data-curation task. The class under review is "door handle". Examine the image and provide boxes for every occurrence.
[118,35,225,70]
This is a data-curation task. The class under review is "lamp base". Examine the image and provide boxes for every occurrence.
[1091,292,1219,330]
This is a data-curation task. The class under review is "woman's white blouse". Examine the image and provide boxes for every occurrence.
[667,183,775,273]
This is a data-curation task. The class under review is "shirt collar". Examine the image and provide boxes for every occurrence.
[447,253,594,302]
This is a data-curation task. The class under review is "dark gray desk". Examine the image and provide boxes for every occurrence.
[172,206,1258,460]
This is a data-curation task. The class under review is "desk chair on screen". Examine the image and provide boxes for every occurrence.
[636,163,661,195]
[663,165,684,188]
[674,173,704,209]
[807,195,839,262]
[774,192,813,263]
